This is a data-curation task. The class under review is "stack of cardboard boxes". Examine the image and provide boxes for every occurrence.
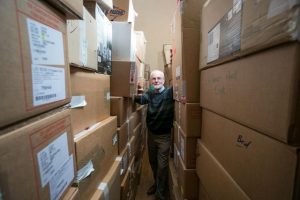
[168,0,202,200]
[108,0,148,199]
[197,0,300,199]
[0,0,82,199]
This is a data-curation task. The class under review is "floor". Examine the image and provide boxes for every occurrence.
[135,148,156,200]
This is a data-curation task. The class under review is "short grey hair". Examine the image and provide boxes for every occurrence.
[150,70,165,80]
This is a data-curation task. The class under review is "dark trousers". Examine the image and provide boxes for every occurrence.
[148,130,171,200]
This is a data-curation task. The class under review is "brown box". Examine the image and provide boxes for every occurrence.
[0,0,71,129]
[0,108,75,200]
[201,109,300,200]
[107,0,135,22]
[118,122,129,154]
[178,102,201,137]
[70,69,110,135]
[45,0,83,19]
[196,140,250,200]
[200,0,300,69]
[121,165,130,200]
[74,116,118,200]
[67,7,97,71]
[111,61,136,97]
[90,158,121,200]
[110,96,129,127]
[128,111,141,139]
[201,43,300,144]
[178,126,197,169]
[177,153,198,200]
[135,31,147,63]
[171,1,201,103]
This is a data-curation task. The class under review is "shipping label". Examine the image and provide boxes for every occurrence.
[49,155,74,200]
[27,18,65,65]
[37,133,69,187]
[32,64,66,106]
[207,23,220,62]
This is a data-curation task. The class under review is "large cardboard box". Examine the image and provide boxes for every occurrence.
[84,3,112,74]
[110,96,129,127]
[111,61,136,97]
[107,0,136,22]
[45,0,83,19]
[201,109,300,200]
[67,7,97,71]
[0,108,75,200]
[178,103,201,137]
[118,122,129,154]
[200,0,300,69]
[90,158,121,200]
[177,153,198,200]
[112,22,136,61]
[171,0,201,103]
[178,126,197,169]
[0,0,71,129]
[70,69,110,135]
[201,43,300,144]
[196,140,250,200]
[135,31,147,62]
[74,116,118,200]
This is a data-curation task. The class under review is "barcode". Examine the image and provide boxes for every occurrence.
[208,32,214,45]
[36,94,56,101]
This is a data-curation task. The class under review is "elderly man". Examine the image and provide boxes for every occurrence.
[135,69,174,200]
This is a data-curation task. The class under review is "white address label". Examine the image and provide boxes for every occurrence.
[207,23,220,63]
[27,18,65,65]
[37,133,69,187]
[32,64,66,106]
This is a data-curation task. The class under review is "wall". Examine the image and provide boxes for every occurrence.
[132,0,177,71]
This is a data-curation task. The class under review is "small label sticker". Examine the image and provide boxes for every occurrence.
[27,18,65,65]
[37,133,69,187]
[176,66,181,79]
[112,133,118,146]
[49,155,74,200]
[106,92,111,100]
[207,23,220,63]
[32,64,66,106]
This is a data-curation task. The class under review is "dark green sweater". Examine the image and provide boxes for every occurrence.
[135,87,174,134]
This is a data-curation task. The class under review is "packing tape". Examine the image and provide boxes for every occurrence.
[98,182,109,200]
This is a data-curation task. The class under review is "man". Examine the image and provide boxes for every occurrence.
[135,69,174,200]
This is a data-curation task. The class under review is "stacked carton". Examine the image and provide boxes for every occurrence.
[197,0,300,199]
[0,0,84,199]
[169,0,202,199]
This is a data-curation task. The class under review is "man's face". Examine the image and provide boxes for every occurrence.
[151,71,165,90]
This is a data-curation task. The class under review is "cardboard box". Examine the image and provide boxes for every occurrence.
[112,22,136,61]
[135,31,147,62]
[0,0,71,129]
[85,0,113,10]
[178,126,197,169]
[200,0,300,69]
[178,102,201,137]
[70,69,110,135]
[84,3,112,74]
[74,116,118,199]
[177,153,198,200]
[118,121,129,154]
[120,146,129,183]
[171,0,201,103]
[200,43,300,144]
[45,0,83,19]
[107,0,136,22]
[111,61,136,97]
[196,140,250,200]
[62,187,78,200]
[201,109,300,200]
[121,165,130,200]
[90,158,121,200]
[0,108,75,200]
[67,7,97,71]
[110,96,129,127]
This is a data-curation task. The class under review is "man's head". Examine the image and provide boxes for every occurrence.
[150,70,165,90]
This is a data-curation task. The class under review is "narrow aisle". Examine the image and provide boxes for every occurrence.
[135,147,155,200]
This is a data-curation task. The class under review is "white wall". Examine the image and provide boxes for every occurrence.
[132,0,177,71]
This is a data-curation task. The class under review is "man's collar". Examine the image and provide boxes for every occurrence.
[156,86,165,93]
